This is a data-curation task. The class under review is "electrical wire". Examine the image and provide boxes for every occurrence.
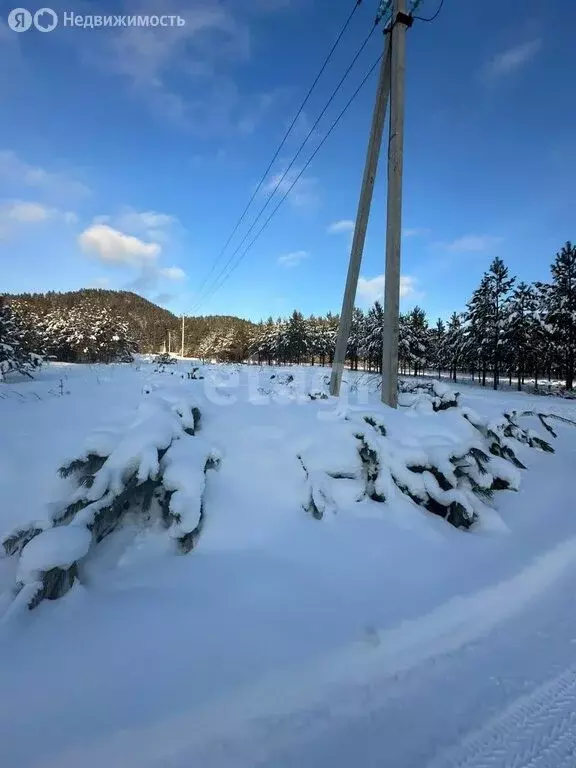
[191,0,365,304]
[194,52,385,311]
[411,0,445,22]
[190,18,388,313]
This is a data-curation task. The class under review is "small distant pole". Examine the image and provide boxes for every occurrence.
[181,315,185,358]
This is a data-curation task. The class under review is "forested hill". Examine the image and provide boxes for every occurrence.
[4,289,255,354]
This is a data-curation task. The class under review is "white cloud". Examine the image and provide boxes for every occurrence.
[7,201,51,223]
[277,250,309,267]
[402,227,430,238]
[159,266,187,281]
[79,224,161,266]
[484,39,542,78]
[357,274,417,304]
[0,200,78,240]
[327,219,355,234]
[96,208,179,242]
[264,169,320,209]
[442,235,502,252]
[0,150,90,201]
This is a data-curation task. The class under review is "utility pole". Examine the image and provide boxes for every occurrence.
[181,315,185,358]
[381,0,410,406]
[330,33,392,397]
[168,330,172,354]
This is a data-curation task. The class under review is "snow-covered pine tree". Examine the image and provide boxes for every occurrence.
[0,298,41,380]
[407,306,429,376]
[360,301,384,372]
[41,304,135,363]
[429,318,447,378]
[443,312,465,382]
[538,242,576,390]
[504,282,539,390]
[486,257,515,389]
[346,308,365,371]
[286,310,308,364]
[398,313,412,374]
[465,274,495,386]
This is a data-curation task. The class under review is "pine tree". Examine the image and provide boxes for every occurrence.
[361,301,384,372]
[465,259,515,389]
[286,310,308,364]
[443,312,464,382]
[486,257,515,389]
[408,306,429,376]
[504,282,538,390]
[0,298,41,379]
[429,318,447,378]
[465,275,492,386]
[540,242,576,390]
[347,308,365,370]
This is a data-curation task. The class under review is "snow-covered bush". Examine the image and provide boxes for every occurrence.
[297,391,556,530]
[398,379,459,411]
[2,389,219,611]
[0,298,42,380]
[154,352,177,367]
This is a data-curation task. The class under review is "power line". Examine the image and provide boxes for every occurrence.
[191,18,388,313]
[192,0,365,304]
[194,51,386,311]
[411,0,445,22]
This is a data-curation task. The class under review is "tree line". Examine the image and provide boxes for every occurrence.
[211,242,576,392]
[2,242,575,391]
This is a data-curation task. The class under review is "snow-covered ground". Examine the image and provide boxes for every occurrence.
[1,358,576,768]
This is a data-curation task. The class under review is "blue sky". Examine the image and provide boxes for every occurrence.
[1,0,574,322]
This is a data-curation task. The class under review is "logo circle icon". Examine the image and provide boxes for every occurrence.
[33,7,58,32]
[8,8,33,31]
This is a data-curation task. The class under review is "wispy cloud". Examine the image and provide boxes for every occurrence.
[440,235,503,253]
[0,150,90,202]
[77,1,287,134]
[277,250,309,267]
[327,219,354,235]
[0,200,77,241]
[357,274,418,304]
[484,39,542,79]
[158,266,187,281]
[403,227,430,238]
[94,208,179,243]
[264,169,320,209]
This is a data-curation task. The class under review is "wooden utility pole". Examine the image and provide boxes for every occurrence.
[381,0,409,406]
[329,33,392,397]
[181,315,185,358]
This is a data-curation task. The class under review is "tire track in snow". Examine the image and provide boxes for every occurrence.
[426,664,576,768]
[34,535,576,768]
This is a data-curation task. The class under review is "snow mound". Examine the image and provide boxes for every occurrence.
[297,400,553,529]
[18,526,92,584]
[162,437,221,540]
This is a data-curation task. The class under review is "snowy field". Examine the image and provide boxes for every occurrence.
[1,358,576,768]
